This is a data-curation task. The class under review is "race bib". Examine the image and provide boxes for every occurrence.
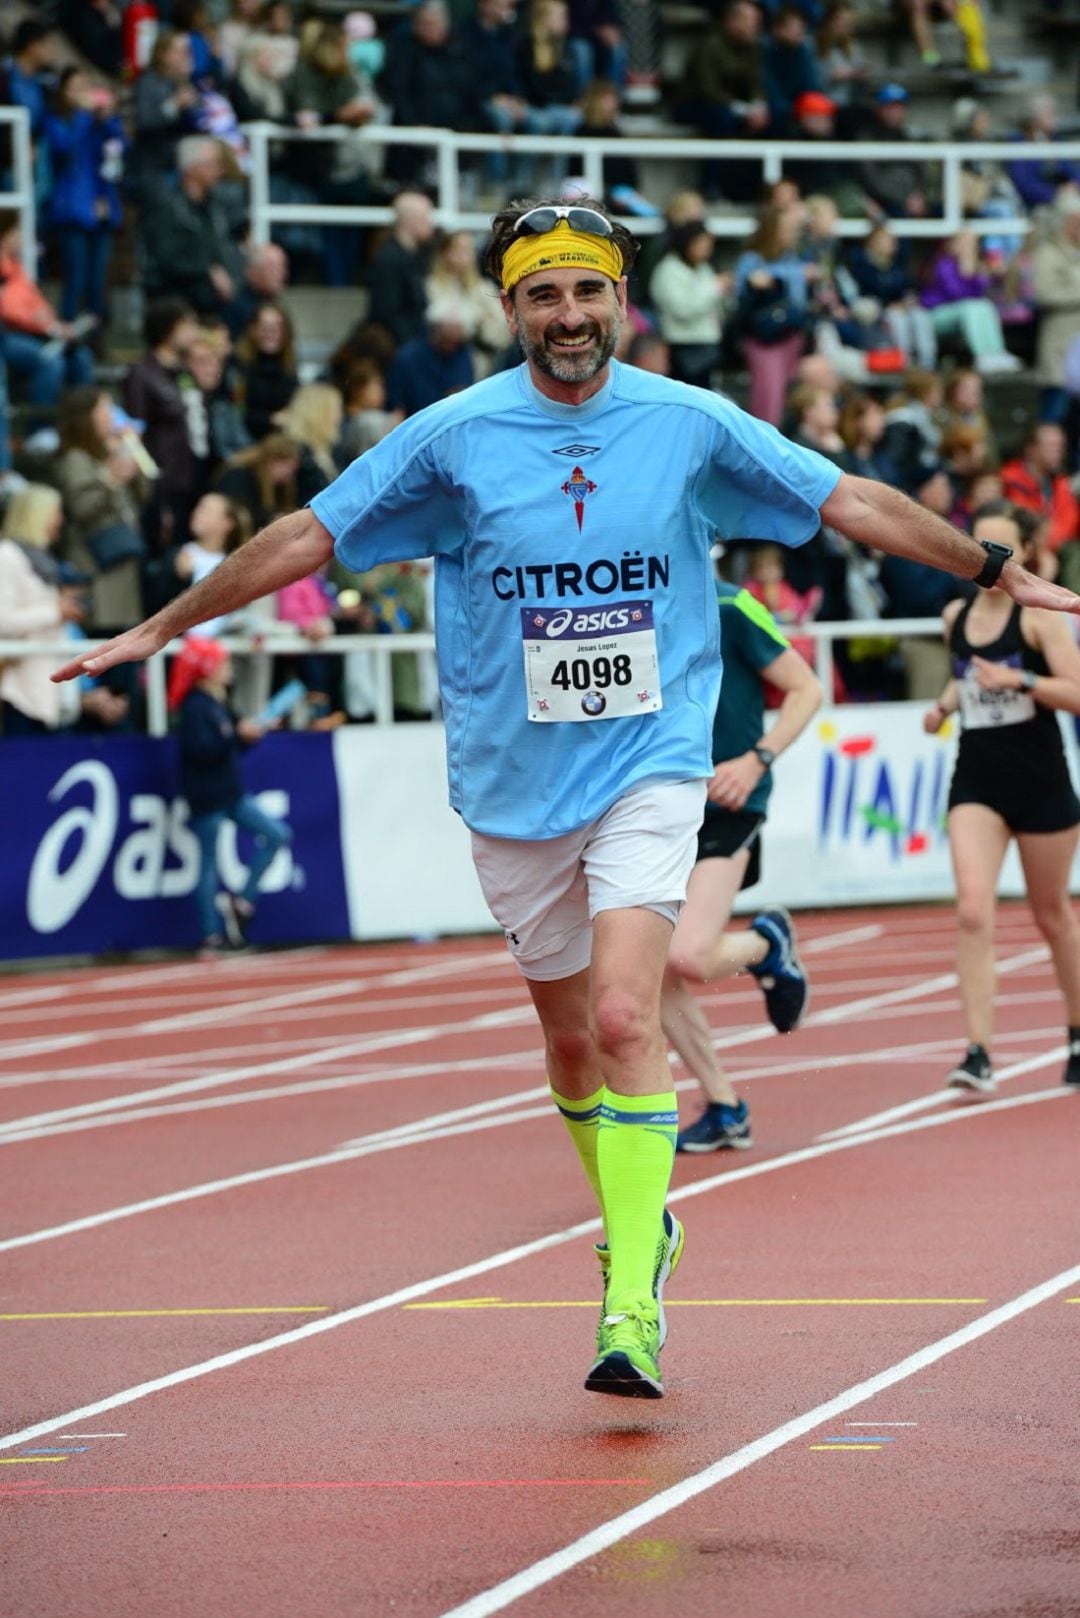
[521,600,663,723]
[957,661,1035,731]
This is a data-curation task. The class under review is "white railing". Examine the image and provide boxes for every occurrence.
[0,619,937,738]
[244,120,1080,241]
[1,105,37,277]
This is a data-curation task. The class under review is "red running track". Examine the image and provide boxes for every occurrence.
[1,905,1077,1618]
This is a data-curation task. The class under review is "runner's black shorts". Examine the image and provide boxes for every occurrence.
[948,756,1080,835]
[696,809,764,889]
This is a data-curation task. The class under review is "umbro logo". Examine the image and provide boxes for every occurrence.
[552,443,600,457]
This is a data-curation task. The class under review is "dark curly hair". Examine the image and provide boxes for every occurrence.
[483,197,639,296]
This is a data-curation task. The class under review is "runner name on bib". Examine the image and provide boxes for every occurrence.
[956,658,1036,730]
[521,600,663,723]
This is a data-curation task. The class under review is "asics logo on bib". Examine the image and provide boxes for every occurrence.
[491,552,670,601]
[543,608,631,637]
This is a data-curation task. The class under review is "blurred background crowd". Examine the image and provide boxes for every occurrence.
[6,0,1080,736]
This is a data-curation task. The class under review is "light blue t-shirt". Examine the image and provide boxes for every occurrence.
[311,361,840,839]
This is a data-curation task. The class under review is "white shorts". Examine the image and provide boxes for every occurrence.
[470,777,709,982]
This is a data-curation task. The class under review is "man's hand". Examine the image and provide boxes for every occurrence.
[208,265,234,301]
[52,622,169,684]
[923,701,950,734]
[998,559,1080,613]
[707,752,766,811]
[236,718,266,743]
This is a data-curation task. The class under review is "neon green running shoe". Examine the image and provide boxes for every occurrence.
[585,1301,663,1398]
[594,1209,684,1347]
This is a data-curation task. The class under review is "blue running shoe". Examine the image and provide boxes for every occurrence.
[676,1099,752,1153]
[748,907,808,1033]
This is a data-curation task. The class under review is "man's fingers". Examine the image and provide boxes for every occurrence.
[50,658,92,684]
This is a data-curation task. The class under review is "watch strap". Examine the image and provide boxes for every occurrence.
[973,540,1012,590]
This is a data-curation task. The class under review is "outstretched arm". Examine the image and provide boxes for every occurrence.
[820,474,1080,615]
[52,510,336,682]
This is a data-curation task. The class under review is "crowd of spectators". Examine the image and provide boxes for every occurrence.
[3,0,1080,737]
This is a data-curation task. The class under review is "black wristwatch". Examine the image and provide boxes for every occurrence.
[973,539,1013,590]
[752,744,775,769]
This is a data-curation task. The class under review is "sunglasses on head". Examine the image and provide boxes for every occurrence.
[512,205,614,239]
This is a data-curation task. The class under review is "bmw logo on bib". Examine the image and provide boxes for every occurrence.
[581,691,607,716]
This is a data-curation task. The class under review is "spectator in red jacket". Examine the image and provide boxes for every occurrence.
[1001,422,1080,551]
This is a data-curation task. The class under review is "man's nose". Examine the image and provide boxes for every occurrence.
[555,300,587,329]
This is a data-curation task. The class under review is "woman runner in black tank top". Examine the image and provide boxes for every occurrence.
[924,503,1080,1093]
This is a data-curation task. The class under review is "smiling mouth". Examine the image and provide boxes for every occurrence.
[548,332,596,350]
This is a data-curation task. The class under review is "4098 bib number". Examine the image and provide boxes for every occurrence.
[550,654,633,691]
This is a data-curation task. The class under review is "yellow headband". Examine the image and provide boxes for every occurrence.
[501,221,624,294]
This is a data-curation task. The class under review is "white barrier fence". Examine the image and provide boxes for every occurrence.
[1,105,38,277]
[244,119,1080,241]
[0,617,949,737]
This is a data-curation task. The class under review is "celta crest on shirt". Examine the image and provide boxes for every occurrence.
[500,224,624,293]
[562,463,597,531]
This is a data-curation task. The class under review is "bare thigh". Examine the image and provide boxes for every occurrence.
[948,803,1012,925]
[669,851,751,962]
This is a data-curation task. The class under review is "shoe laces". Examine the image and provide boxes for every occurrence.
[599,1300,658,1353]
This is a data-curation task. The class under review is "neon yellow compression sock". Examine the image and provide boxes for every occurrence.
[550,1082,606,1234]
[596,1087,677,1308]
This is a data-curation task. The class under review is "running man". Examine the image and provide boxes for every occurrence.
[666,578,823,1152]
[924,501,1080,1093]
[55,199,1080,1400]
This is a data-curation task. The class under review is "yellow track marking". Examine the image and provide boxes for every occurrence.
[0,1457,68,1464]
[405,1298,988,1311]
[0,1307,329,1321]
[809,1444,883,1452]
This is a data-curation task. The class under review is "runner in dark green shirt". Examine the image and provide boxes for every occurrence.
[663,580,824,1151]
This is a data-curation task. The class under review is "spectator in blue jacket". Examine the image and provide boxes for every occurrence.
[42,69,126,325]
[566,0,627,94]
[1007,96,1080,211]
[763,5,822,130]
[168,635,291,956]
[3,18,58,141]
[461,0,528,136]
[386,298,475,417]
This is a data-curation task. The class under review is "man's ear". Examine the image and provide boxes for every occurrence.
[616,276,629,316]
[499,288,517,335]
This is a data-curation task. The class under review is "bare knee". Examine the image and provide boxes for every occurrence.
[668,943,711,985]
[1031,898,1075,943]
[956,897,993,937]
[545,1024,598,1076]
[592,988,655,1063]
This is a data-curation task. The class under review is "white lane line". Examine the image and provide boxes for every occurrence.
[0,1023,1007,1143]
[0,949,514,1062]
[0,1083,1072,1449]
[0,977,532,1030]
[0,1026,991,1144]
[0,1006,536,1141]
[799,924,883,955]
[816,1046,1067,1140]
[1,955,1046,1071]
[434,1258,1080,1618]
[0,948,1049,1148]
[0,949,344,1014]
[0,1044,1070,1260]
